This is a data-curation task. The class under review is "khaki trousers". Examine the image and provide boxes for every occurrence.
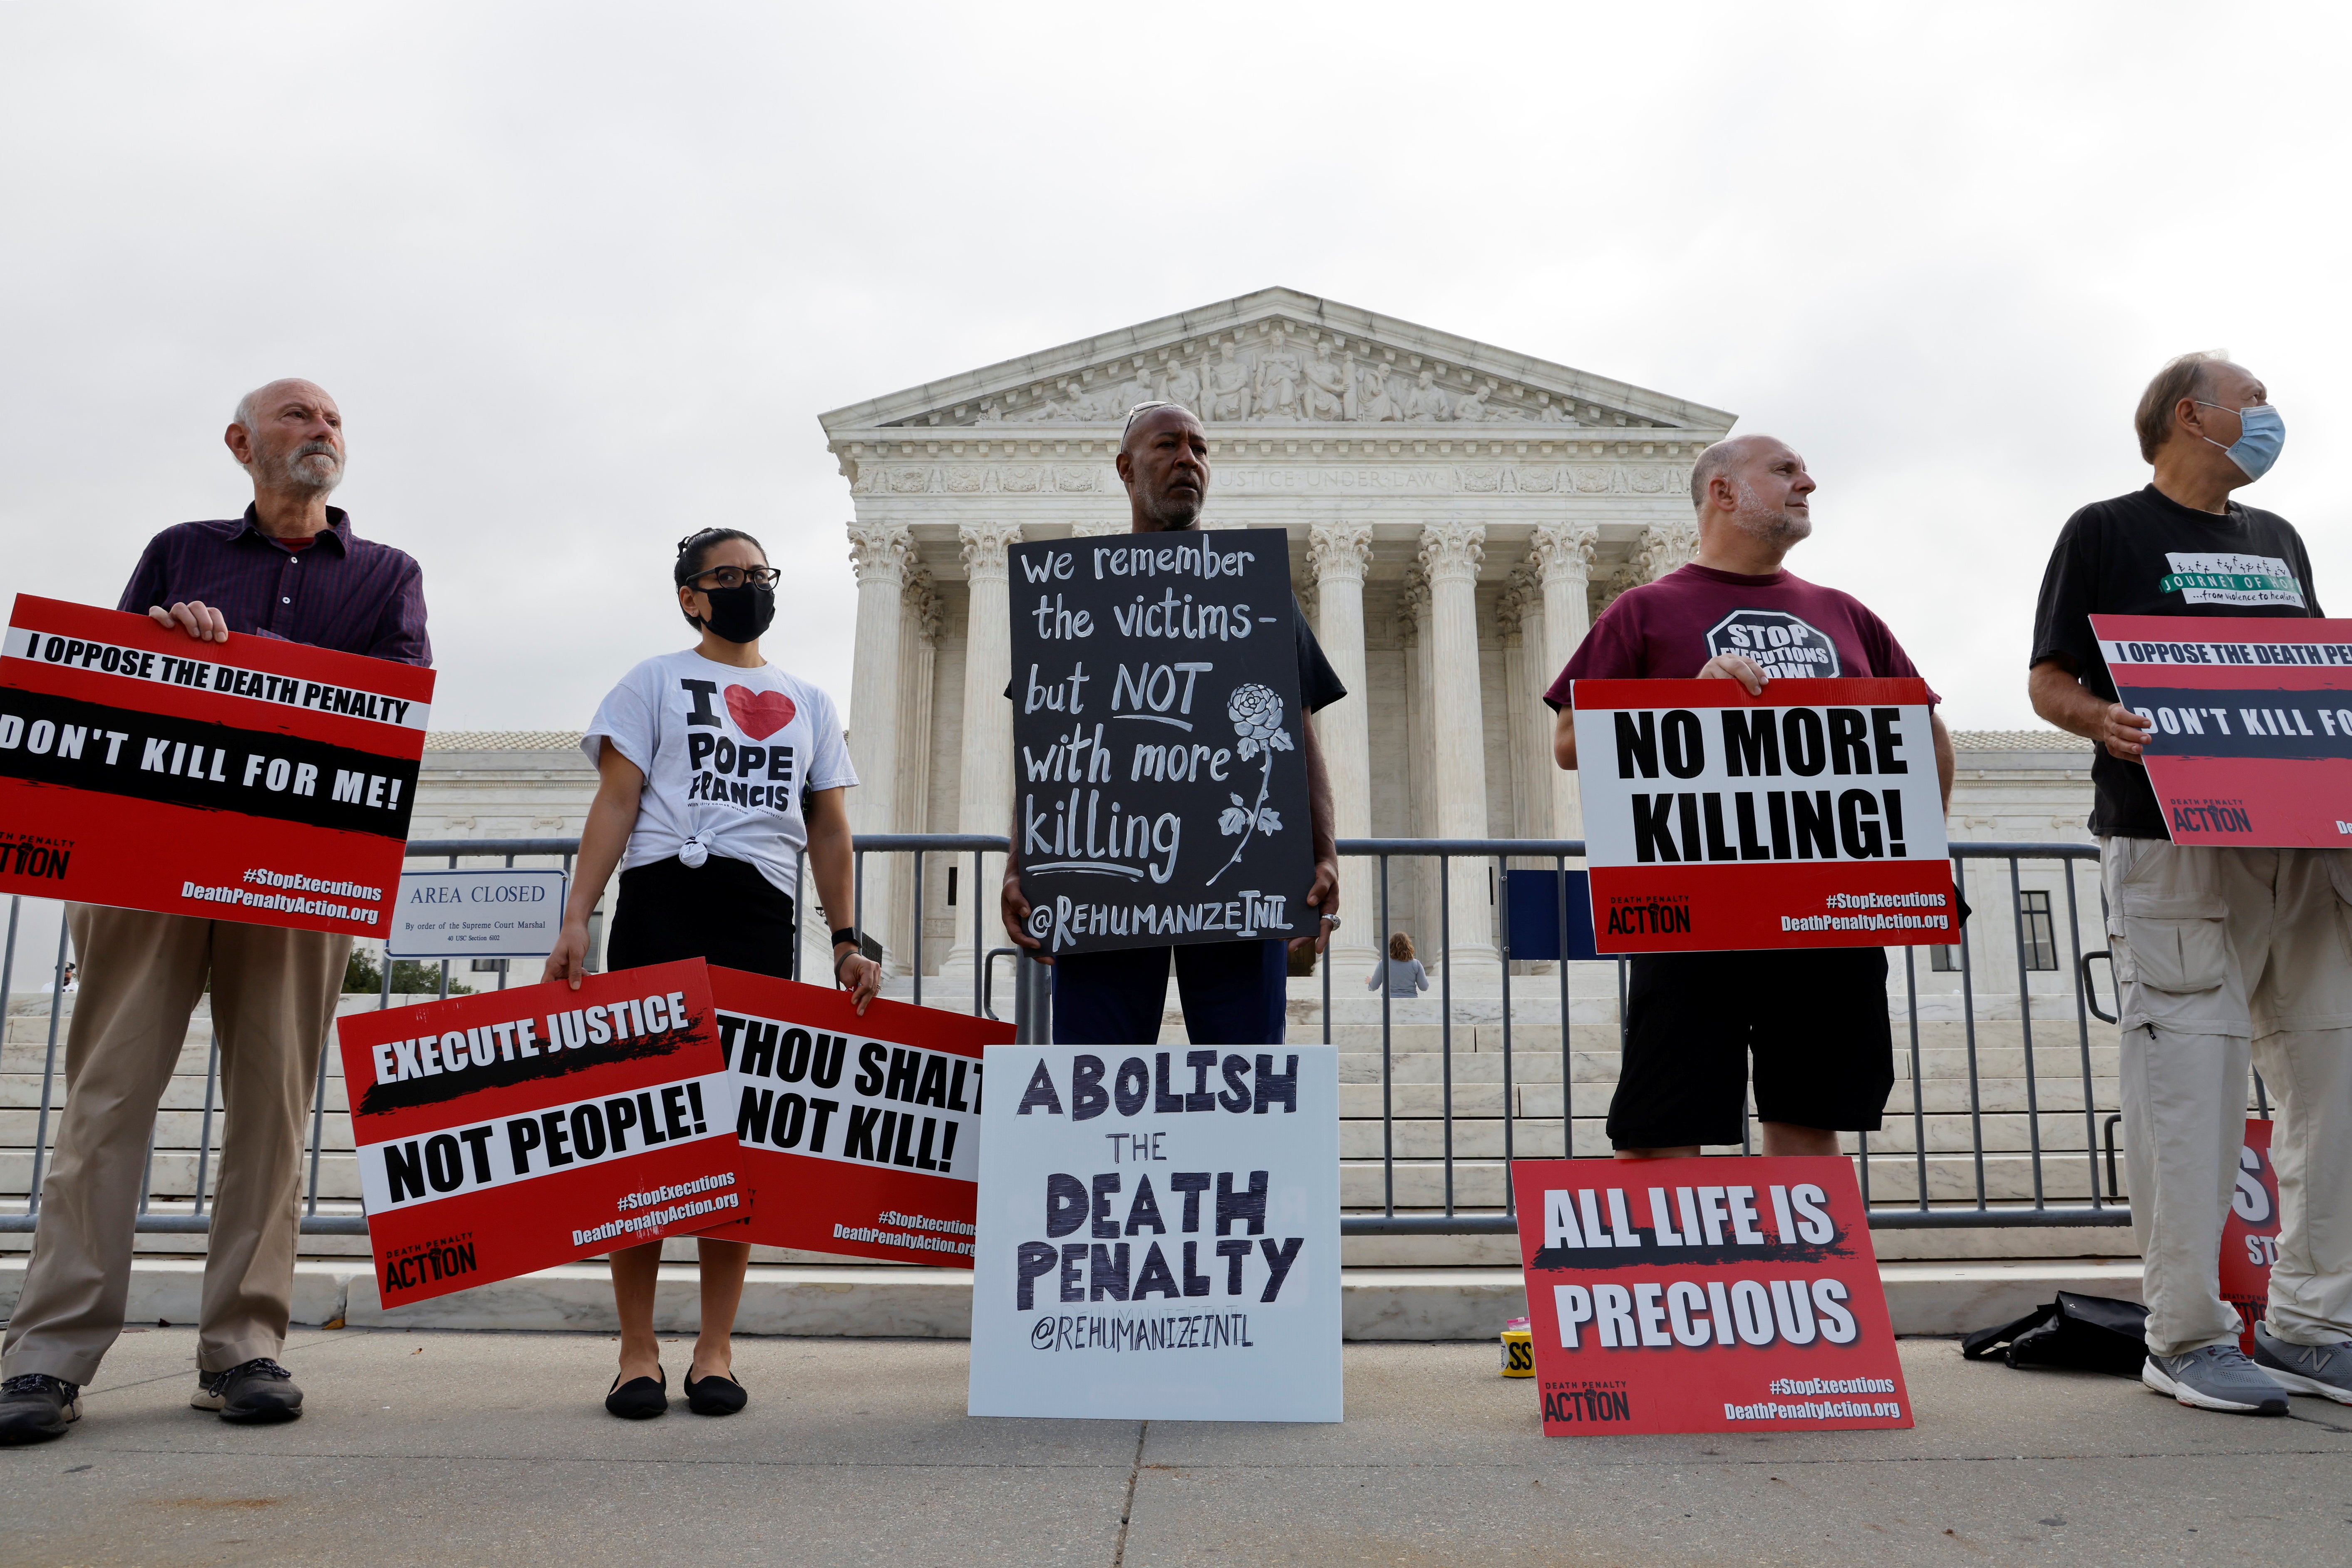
[1,906,350,1384]
[2104,839,2352,1355]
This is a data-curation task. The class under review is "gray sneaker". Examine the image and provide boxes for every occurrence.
[2142,1342,2290,1415]
[2253,1322,2352,1404]
[190,1358,303,1424]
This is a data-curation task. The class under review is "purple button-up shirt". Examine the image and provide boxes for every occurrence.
[117,506,431,666]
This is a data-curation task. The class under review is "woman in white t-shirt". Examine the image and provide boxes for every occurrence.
[544,526,882,1423]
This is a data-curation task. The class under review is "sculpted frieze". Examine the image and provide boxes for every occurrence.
[849,460,1691,501]
[905,317,1682,431]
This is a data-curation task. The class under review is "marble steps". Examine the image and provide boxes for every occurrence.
[0,1149,362,1203]
[1335,1113,2124,1161]
[1331,1045,2121,1085]
[1332,1156,2107,1208]
[0,1134,2130,1218]
[0,1074,353,1112]
[0,1255,2155,1340]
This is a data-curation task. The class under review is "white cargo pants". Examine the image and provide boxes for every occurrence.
[2103,838,2352,1355]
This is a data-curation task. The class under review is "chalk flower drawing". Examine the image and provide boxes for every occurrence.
[1208,684,1292,885]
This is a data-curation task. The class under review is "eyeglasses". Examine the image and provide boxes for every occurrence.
[687,565,781,590]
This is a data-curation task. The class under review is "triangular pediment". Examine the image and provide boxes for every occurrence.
[818,287,1734,436]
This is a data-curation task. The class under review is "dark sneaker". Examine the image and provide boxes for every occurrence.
[2253,1322,2352,1404]
[191,1359,304,1424]
[2142,1343,2289,1414]
[0,1374,81,1445]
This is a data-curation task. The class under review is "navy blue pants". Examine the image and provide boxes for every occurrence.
[1050,940,1288,1047]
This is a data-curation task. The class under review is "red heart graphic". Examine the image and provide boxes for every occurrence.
[724,685,796,740]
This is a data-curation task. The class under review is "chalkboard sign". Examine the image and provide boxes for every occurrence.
[1009,528,1312,958]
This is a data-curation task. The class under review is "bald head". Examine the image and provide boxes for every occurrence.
[227,380,344,498]
[1689,434,1788,509]
[1688,433,1814,572]
[1115,403,1210,532]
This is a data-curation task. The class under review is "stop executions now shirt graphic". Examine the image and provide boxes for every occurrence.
[1546,564,1935,705]
[1704,609,1841,680]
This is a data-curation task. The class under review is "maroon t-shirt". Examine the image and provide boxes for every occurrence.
[1544,563,1938,707]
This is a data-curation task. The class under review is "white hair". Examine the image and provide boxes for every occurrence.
[232,387,263,435]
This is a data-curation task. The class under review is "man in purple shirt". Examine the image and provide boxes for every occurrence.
[0,380,429,1446]
[1547,434,1953,1165]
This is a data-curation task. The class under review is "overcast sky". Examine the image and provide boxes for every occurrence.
[2,2,2344,741]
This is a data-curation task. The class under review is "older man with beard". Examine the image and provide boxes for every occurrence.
[0,380,429,1446]
[1547,434,1955,1161]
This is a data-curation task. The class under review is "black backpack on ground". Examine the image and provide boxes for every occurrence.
[1961,1292,2149,1377]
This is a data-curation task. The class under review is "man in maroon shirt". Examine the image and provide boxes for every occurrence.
[1546,433,1953,1162]
[0,381,429,1447]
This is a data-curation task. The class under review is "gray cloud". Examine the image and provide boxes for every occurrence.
[2,0,2344,748]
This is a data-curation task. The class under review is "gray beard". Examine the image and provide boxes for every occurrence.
[1141,493,1202,530]
[256,442,344,496]
[1731,479,1809,546]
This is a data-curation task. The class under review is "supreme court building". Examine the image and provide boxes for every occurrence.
[820,288,1736,985]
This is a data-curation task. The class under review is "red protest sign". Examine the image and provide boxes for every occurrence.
[2219,1118,2282,1355]
[2091,614,2352,846]
[1511,1156,1911,1434]
[1568,677,1953,953]
[0,595,432,935]
[705,968,1011,1265]
[335,960,744,1307]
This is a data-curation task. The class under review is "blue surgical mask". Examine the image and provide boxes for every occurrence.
[2198,400,2285,481]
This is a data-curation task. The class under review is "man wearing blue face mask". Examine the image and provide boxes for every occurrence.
[2030,351,2352,1417]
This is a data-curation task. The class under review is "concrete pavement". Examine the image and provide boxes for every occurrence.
[2,1327,2347,1566]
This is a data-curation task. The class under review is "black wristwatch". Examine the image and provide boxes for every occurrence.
[830,928,859,951]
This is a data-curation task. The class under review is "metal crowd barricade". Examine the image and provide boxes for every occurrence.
[3,834,2137,1241]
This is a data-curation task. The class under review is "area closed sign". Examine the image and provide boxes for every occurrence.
[387,868,567,958]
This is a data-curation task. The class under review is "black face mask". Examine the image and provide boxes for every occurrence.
[697,582,775,644]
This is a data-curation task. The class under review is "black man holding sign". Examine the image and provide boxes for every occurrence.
[1001,403,1346,1046]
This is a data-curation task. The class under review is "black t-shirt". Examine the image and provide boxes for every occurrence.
[2030,484,2322,839]
[1005,590,1346,714]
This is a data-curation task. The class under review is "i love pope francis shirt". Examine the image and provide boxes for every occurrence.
[584,650,858,895]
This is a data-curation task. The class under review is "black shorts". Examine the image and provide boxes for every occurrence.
[605,853,796,980]
[1605,947,1894,1149]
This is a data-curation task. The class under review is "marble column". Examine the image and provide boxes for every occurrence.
[1306,523,1375,974]
[1509,569,1555,841]
[1529,523,1597,842]
[940,521,1025,990]
[1417,522,1499,975]
[845,521,913,973]
[1398,573,1436,951]
[1635,517,1699,582]
[891,571,939,973]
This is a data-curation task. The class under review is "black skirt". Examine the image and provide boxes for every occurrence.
[604,853,796,980]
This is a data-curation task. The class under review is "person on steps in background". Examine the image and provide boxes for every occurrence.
[544,527,882,1422]
[1368,932,1429,999]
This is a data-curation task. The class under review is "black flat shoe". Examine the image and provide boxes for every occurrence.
[605,1367,667,1420]
[682,1369,747,1417]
